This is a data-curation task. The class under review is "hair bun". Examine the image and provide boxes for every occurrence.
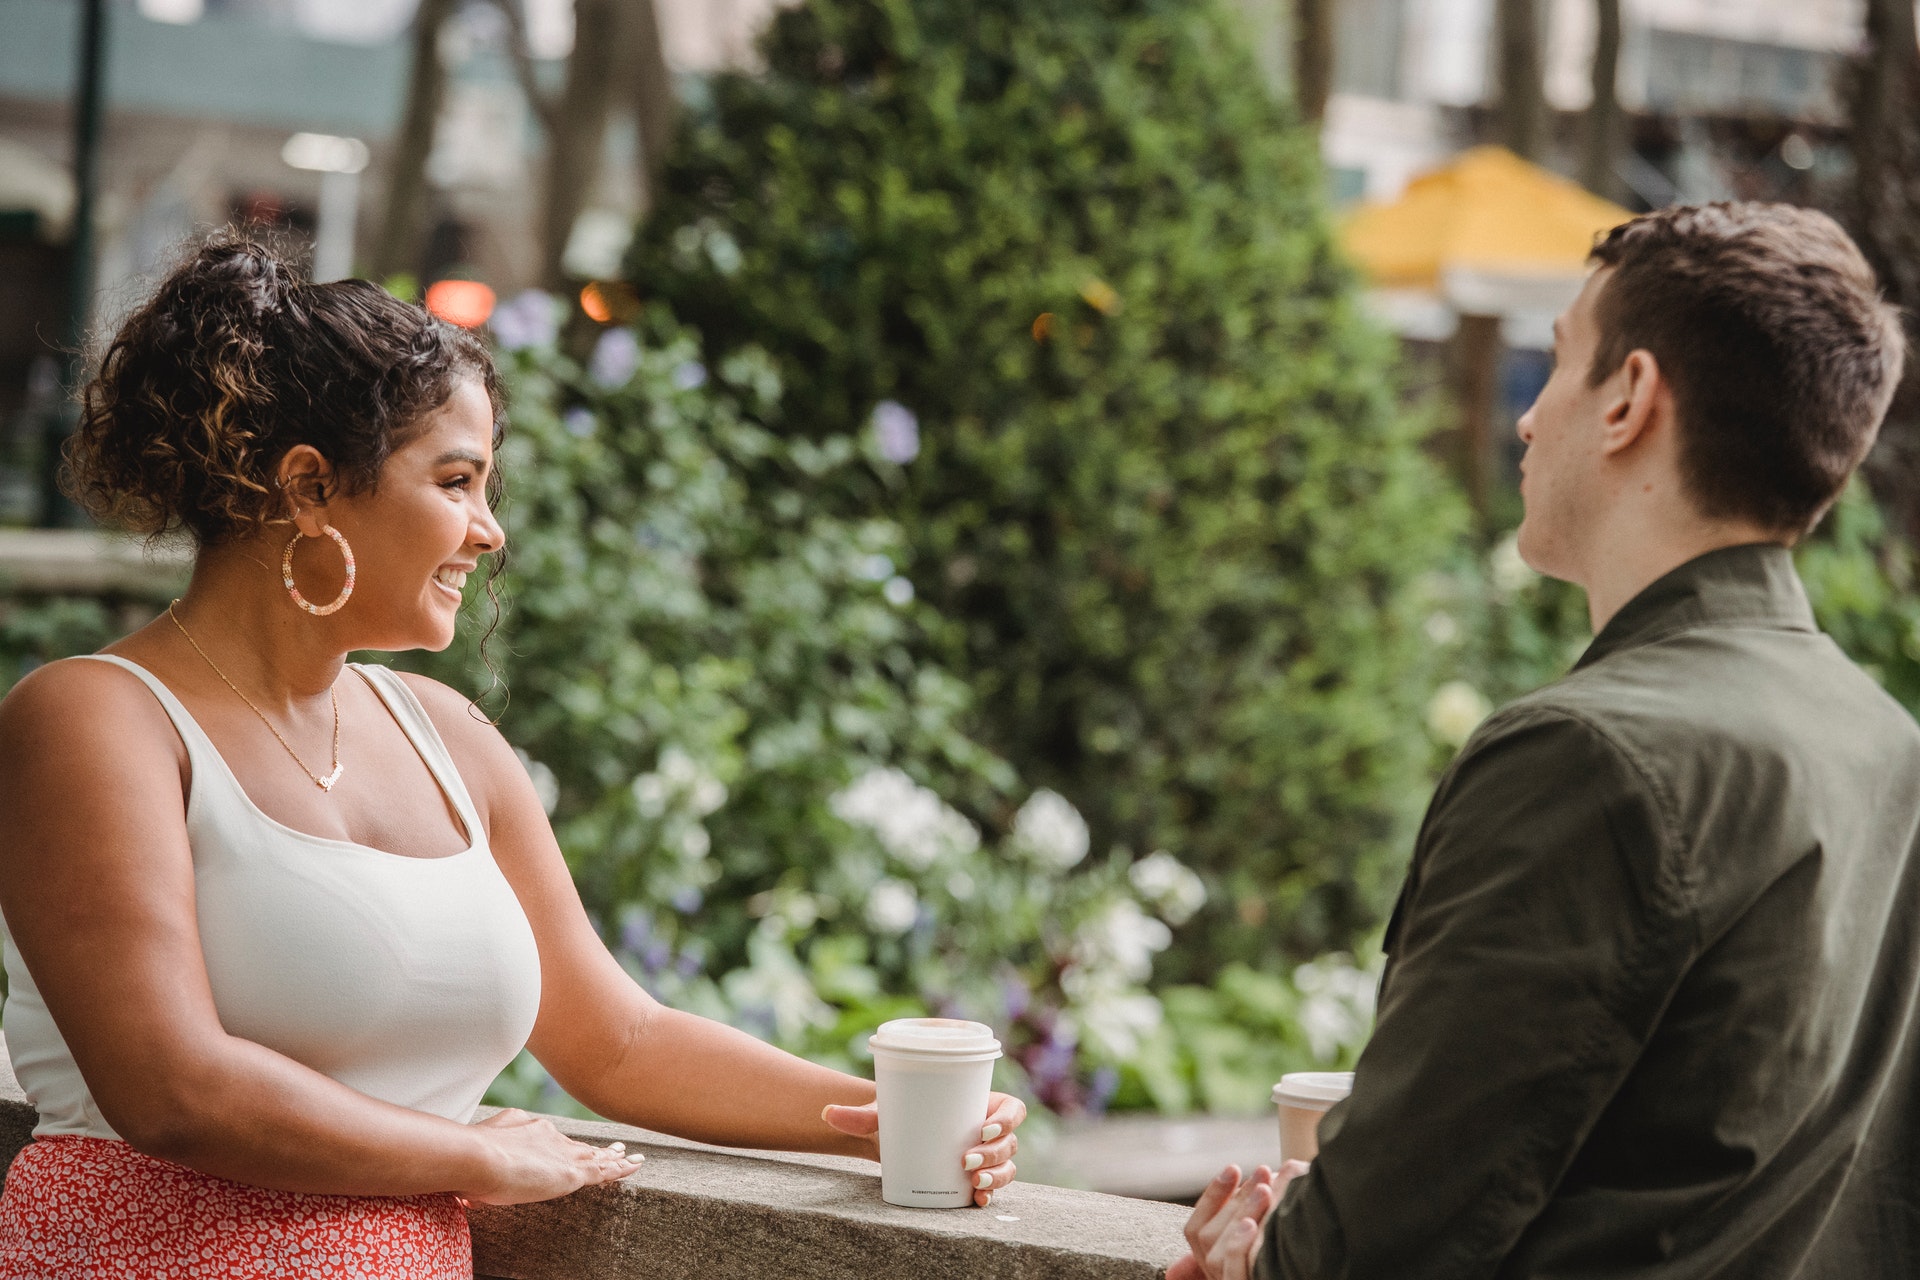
[174,237,301,325]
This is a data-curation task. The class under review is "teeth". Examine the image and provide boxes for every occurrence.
[434,568,467,590]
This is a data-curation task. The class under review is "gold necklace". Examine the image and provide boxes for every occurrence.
[167,600,344,792]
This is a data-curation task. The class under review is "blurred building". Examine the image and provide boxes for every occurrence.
[1321,0,1864,214]
[0,0,784,509]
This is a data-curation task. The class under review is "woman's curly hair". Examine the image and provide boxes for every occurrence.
[64,233,502,544]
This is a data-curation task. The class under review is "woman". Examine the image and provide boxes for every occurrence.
[0,237,1024,1276]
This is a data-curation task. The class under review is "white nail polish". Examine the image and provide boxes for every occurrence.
[626,1152,645,1164]
[975,1171,993,1189]
[964,1153,984,1172]
[981,1124,1003,1142]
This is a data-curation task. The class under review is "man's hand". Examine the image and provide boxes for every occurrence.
[1166,1160,1310,1280]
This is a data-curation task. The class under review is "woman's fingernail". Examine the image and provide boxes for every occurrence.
[975,1171,994,1189]
[608,1142,625,1151]
[981,1124,1003,1141]
[964,1153,984,1172]
[625,1152,645,1164]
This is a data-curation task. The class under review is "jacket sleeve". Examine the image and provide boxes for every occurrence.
[1260,706,1694,1280]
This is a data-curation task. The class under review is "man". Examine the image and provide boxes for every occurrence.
[1176,202,1919,1279]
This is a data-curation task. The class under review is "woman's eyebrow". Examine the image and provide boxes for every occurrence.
[432,448,490,474]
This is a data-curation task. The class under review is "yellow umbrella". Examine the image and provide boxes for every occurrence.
[1340,145,1633,291]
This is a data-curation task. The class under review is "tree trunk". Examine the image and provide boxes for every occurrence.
[1451,313,1504,522]
[626,0,678,213]
[1496,0,1546,162]
[371,0,458,283]
[1292,0,1333,126]
[1852,0,1920,543]
[539,0,624,287]
[1580,0,1623,200]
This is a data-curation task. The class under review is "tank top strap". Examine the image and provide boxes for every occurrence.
[347,664,486,846]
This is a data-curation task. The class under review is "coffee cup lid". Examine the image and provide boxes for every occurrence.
[1272,1071,1354,1107]
[869,1017,1002,1058]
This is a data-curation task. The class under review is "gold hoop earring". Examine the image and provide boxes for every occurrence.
[283,524,356,616]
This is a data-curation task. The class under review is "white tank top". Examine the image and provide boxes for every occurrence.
[0,655,543,1140]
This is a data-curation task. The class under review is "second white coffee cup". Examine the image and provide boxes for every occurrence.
[869,1017,1002,1208]
[1273,1070,1353,1165]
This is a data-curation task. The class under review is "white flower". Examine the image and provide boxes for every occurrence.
[946,870,976,900]
[1490,532,1538,594]
[883,576,915,605]
[871,400,920,464]
[1128,851,1206,925]
[865,879,920,935]
[722,929,835,1041]
[679,824,711,859]
[1426,681,1491,748]
[632,747,727,820]
[671,360,708,390]
[856,553,895,582]
[831,768,980,870]
[1293,956,1380,1061]
[1072,899,1172,983]
[633,772,670,818]
[1068,989,1164,1061]
[514,748,559,816]
[1013,789,1090,869]
[1423,611,1460,645]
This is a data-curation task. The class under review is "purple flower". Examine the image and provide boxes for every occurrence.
[672,360,709,391]
[1000,977,1031,1022]
[490,289,559,351]
[563,406,596,438]
[670,885,704,914]
[590,328,641,388]
[620,913,654,956]
[1087,1065,1120,1115]
[674,948,705,978]
[642,940,673,975]
[871,400,920,464]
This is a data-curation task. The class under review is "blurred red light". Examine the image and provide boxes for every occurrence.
[425,279,496,328]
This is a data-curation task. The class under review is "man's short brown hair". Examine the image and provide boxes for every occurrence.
[1587,202,1906,536]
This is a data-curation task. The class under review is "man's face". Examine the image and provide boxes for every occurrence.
[1514,268,1618,582]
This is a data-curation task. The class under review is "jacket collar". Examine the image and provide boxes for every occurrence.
[1575,542,1816,671]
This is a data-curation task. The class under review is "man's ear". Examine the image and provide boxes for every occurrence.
[276,445,337,536]
[1599,349,1667,458]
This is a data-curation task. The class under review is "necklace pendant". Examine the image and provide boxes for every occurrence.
[316,763,344,792]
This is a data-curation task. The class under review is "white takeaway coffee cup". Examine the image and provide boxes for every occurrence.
[869,1017,1003,1208]
[1272,1071,1353,1165]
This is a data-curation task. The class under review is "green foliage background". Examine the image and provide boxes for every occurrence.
[629,0,1467,971]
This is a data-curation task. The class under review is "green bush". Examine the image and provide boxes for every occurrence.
[628,0,1467,971]
[409,302,1250,1114]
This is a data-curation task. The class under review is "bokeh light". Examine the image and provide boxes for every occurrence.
[424,279,496,328]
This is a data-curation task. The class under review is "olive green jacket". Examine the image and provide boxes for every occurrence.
[1263,544,1920,1279]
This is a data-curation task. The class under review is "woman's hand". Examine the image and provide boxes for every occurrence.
[1166,1161,1309,1280]
[822,1091,1029,1207]
[458,1108,645,1205]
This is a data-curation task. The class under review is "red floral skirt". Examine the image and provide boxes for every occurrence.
[0,1135,471,1279]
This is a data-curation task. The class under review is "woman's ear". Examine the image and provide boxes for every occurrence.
[276,445,337,536]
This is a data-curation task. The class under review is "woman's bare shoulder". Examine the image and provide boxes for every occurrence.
[0,655,183,767]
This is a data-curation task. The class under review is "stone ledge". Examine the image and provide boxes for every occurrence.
[0,1047,1188,1279]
